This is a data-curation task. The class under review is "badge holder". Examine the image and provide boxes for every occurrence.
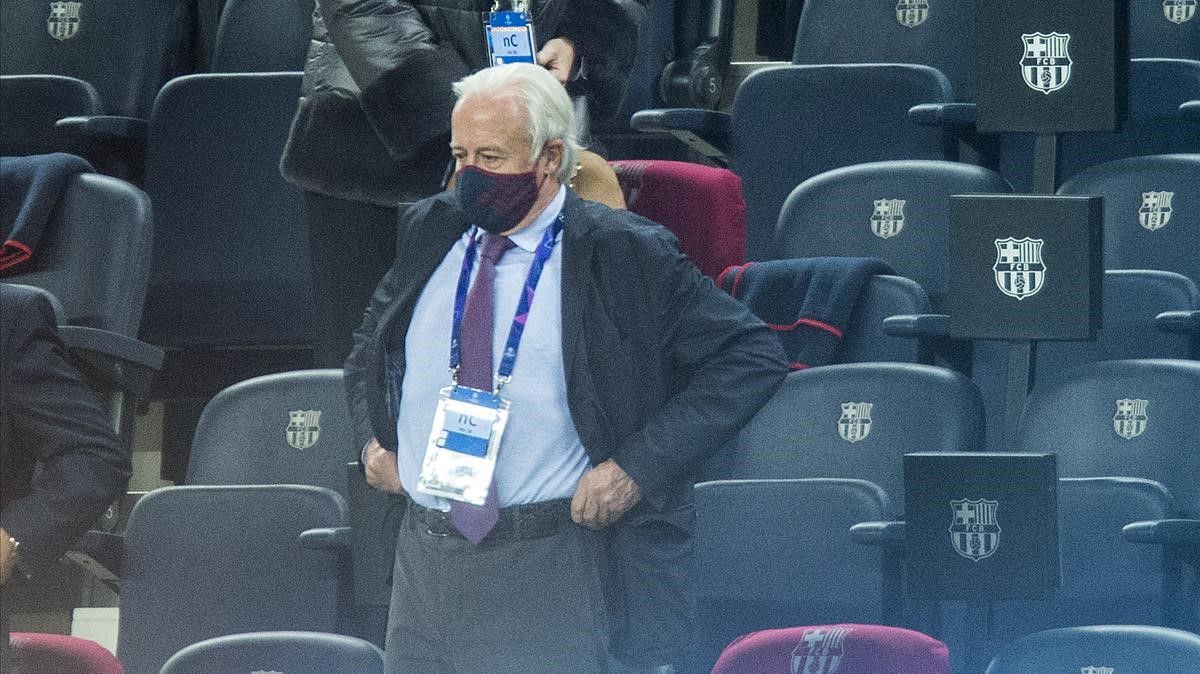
[485,2,537,66]
[417,384,510,506]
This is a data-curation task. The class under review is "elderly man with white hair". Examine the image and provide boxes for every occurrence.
[346,62,787,673]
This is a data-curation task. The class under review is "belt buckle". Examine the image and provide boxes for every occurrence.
[422,511,453,538]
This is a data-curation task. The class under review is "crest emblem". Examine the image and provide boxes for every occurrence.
[1113,399,1148,440]
[1164,0,1197,24]
[791,626,851,674]
[837,403,873,443]
[895,0,929,28]
[1080,667,1115,674]
[950,499,1001,561]
[870,199,906,239]
[1020,33,1072,94]
[1138,191,1173,231]
[993,237,1046,300]
[286,410,322,450]
[47,2,82,41]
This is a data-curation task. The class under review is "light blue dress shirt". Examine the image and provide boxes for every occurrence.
[394,186,590,510]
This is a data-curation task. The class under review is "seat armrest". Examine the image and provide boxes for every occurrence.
[908,103,977,129]
[849,520,906,547]
[1154,310,1200,335]
[629,108,731,162]
[56,115,149,144]
[299,526,352,551]
[1123,519,1200,546]
[1179,100,1200,122]
[57,326,163,398]
[882,314,950,339]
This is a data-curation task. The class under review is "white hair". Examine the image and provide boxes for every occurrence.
[453,63,581,184]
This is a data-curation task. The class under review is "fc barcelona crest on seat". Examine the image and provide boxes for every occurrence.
[1113,399,1148,440]
[895,0,929,28]
[1164,0,1197,24]
[1138,191,1173,231]
[1020,32,1072,94]
[837,402,873,443]
[950,498,1000,561]
[993,237,1046,300]
[47,2,82,41]
[286,410,322,450]
[870,199,906,239]
[790,626,851,674]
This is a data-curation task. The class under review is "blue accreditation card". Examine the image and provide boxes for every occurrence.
[486,11,536,65]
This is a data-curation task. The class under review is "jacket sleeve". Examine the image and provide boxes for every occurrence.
[318,0,471,160]
[344,245,406,454]
[557,0,644,121]
[0,290,131,575]
[610,232,789,509]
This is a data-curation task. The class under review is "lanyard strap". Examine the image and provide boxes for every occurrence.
[449,213,564,390]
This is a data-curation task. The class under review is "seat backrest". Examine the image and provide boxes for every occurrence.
[1016,359,1200,516]
[210,0,313,72]
[610,159,746,277]
[713,364,984,504]
[117,485,348,674]
[0,75,103,157]
[731,64,954,260]
[5,173,153,335]
[1131,0,1200,60]
[712,623,951,674]
[776,160,1010,310]
[793,0,977,101]
[160,631,383,674]
[1059,154,1200,287]
[0,0,192,117]
[140,72,312,349]
[7,633,123,674]
[984,625,1200,674]
[692,478,894,673]
[840,275,931,364]
[185,369,356,499]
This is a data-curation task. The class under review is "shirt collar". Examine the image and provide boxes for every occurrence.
[506,185,566,253]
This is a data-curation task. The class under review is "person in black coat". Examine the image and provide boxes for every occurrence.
[0,284,131,669]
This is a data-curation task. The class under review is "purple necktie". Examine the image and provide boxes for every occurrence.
[450,233,514,544]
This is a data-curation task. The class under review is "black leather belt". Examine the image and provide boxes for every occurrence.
[409,498,573,543]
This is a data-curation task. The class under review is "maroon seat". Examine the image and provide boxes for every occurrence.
[610,160,746,279]
[9,633,123,674]
[711,623,950,674]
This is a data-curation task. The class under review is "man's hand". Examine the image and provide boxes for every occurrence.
[0,527,15,586]
[571,459,642,530]
[363,438,405,495]
[537,38,577,85]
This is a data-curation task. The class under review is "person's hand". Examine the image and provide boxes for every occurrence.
[537,37,577,84]
[364,438,405,495]
[0,527,15,586]
[571,459,641,529]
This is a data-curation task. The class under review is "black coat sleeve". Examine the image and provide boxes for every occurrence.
[557,0,644,121]
[0,287,130,574]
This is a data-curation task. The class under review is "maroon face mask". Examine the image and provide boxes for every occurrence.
[454,165,541,234]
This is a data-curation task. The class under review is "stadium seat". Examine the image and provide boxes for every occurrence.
[792,0,978,101]
[7,633,123,674]
[210,0,313,72]
[840,275,933,364]
[692,478,896,672]
[1131,0,1200,60]
[709,363,985,505]
[609,159,745,278]
[775,160,1011,309]
[984,625,1200,674]
[159,631,383,674]
[1058,154,1200,288]
[632,64,955,259]
[0,75,102,158]
[116,485,350,674]
[712,623,951,674]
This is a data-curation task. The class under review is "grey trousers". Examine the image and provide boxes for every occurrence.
[384,502,610,674]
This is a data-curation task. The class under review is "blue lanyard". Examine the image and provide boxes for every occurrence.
[449,213,564,391]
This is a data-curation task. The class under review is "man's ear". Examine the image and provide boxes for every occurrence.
[541,140,564,179]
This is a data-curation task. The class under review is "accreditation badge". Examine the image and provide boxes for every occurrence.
[416,385,510,505]
[485,9,536,66]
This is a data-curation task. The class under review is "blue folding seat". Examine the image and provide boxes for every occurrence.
[1131,0,1200,60]
[985,625,1200,674]
[633,64,955,259]
[840,275,932,364]
[0,75,102,157]
[692,478,895,673]
[1058,154,1200,288]
[117,485,350,674]
[210,0,314,72]
[792,0,978,102]
[160,631,384,674]
[775,160,1011,309]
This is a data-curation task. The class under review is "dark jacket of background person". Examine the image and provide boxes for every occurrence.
[281,0,642,207]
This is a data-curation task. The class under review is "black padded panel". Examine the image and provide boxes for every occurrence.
[211,0,313,72]
[0,75,103,156]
